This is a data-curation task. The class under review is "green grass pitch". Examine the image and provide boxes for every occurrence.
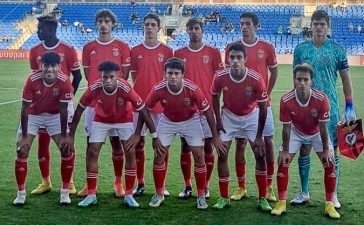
[0,60,363,225]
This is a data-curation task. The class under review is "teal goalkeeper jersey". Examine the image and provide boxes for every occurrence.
[293,39,349,146]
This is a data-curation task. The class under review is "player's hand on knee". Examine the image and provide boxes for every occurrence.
[320,150,333,167]
[253,137,265,157]
[278,151,290,166]
[60,136,71,157]
[16,137,30,157]
[125,133,140,153]
[153,138,166,157]
[213,136,226,155]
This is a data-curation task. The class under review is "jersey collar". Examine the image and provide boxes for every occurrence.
[240,37,259,47]
[167,79,184,95]
[42,40,61,50]
[143,41,161,50]
[229,67,248,83]
[187,43,205,53]
[96,37,115,45]
[294,88,312,107]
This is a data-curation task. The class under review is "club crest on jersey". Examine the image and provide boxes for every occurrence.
[310,108,318,118]
[257,49,264,59]
[184,98,191,106]
[157,53,165,62]
[113,48,119,56]
[117,97,124,106]
[203,55,209,64]
[245,86,253,96]
[52,88,59,96]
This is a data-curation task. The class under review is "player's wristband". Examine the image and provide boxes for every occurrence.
[345,96,353,109]
[151,132,158,139]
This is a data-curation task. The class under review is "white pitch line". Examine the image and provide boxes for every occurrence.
[0,99,21,106]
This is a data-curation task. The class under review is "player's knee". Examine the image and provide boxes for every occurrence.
[16,145,30,159]
[87,145,100,159]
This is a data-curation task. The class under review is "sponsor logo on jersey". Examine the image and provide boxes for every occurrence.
[290,111,296,116]
[37,56,41,60]
[162,99,167,104]
[157,53,165,62]
[184,98,191,106]
[91,50,96,55]
[113,48,119,56]
[53,88,59,96]
[117,97,124,106]
[126,57,131,63]
[203,55,209,64]
[245,86,253,96]
[182,58,187,63]
[202,99,208,106]
[257,49,264,59]
[223,86,229,91]
[97,99,102,104]
[36,90,41,95]
[310,108,318,118]
[138,54,143,59]
[324,112,329,118]
[262,91,267,98]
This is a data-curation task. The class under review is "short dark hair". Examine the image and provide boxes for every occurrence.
[228,43,247,57]
[164,57,185,74]
[311,10,330,26]
[98,60,120,73]
[144,13,160,27]
[240,12,259,26]
[186,18,203,29]
[293,63,314,79]
[41,51,60,65]
[95,9,117,25]
[38,15,58,31]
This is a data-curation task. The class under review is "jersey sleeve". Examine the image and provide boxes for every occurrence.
[336,47,349,72]
[279,98,292,123]
[82,43,91,68]
[60,79,74,102]
[121,43,131,67]
[318,95,330,122]
[254,76,268,102]
[79,86,95,108]
[145,88,159,110]
[67,46,81,71]
[267,44,278,68]
[29,48,38,71]
[210,74,222,95]
[123,82,145,111]
[22,77,33,103]
[212,48,223,72]
[193,88,210,112]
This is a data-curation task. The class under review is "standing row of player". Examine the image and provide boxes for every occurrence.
[14,9,356,219]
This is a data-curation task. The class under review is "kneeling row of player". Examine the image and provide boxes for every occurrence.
[14,46,339,218]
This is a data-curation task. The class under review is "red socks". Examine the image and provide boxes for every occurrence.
[135,149,145,185]
[124,168,136,195]
[204,152,214,187]
[180,152,192,187]
[255,169,267,198]
[15,156,28,191]
[218,176,229,198]
[277,164,289,200]
[235,162,246,189]
[324,164,336,202]
[61,153,75,189]
[194,164,206,197]
[153,163,166,195]
[87,171,98,195]
[267,161,275,187]
[112,152,124,187]
[38,131,51,181]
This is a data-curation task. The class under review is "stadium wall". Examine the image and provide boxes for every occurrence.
[1,49,363,66]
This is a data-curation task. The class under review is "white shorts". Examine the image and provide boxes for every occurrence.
[89,121,134,143]
[158,113,204,147]
[236,106,275,138]
[279,125,334,153]
[132,111,160,136]
[84,107,117,137]
[220,107,258,142]
[18,113,64,136]
[38,100,74,134]
[200,115,212,138]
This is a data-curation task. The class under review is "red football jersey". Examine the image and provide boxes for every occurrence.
[174,44,223,107]
[280,89,330,135]
[29,40,80,76]
[225,38,277,105]
[130,42,173,112]
[211,68,267,116]
[146,79,210,122]
[82,38,131,85]
[22,70,73,115]
[79,78,144,123]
